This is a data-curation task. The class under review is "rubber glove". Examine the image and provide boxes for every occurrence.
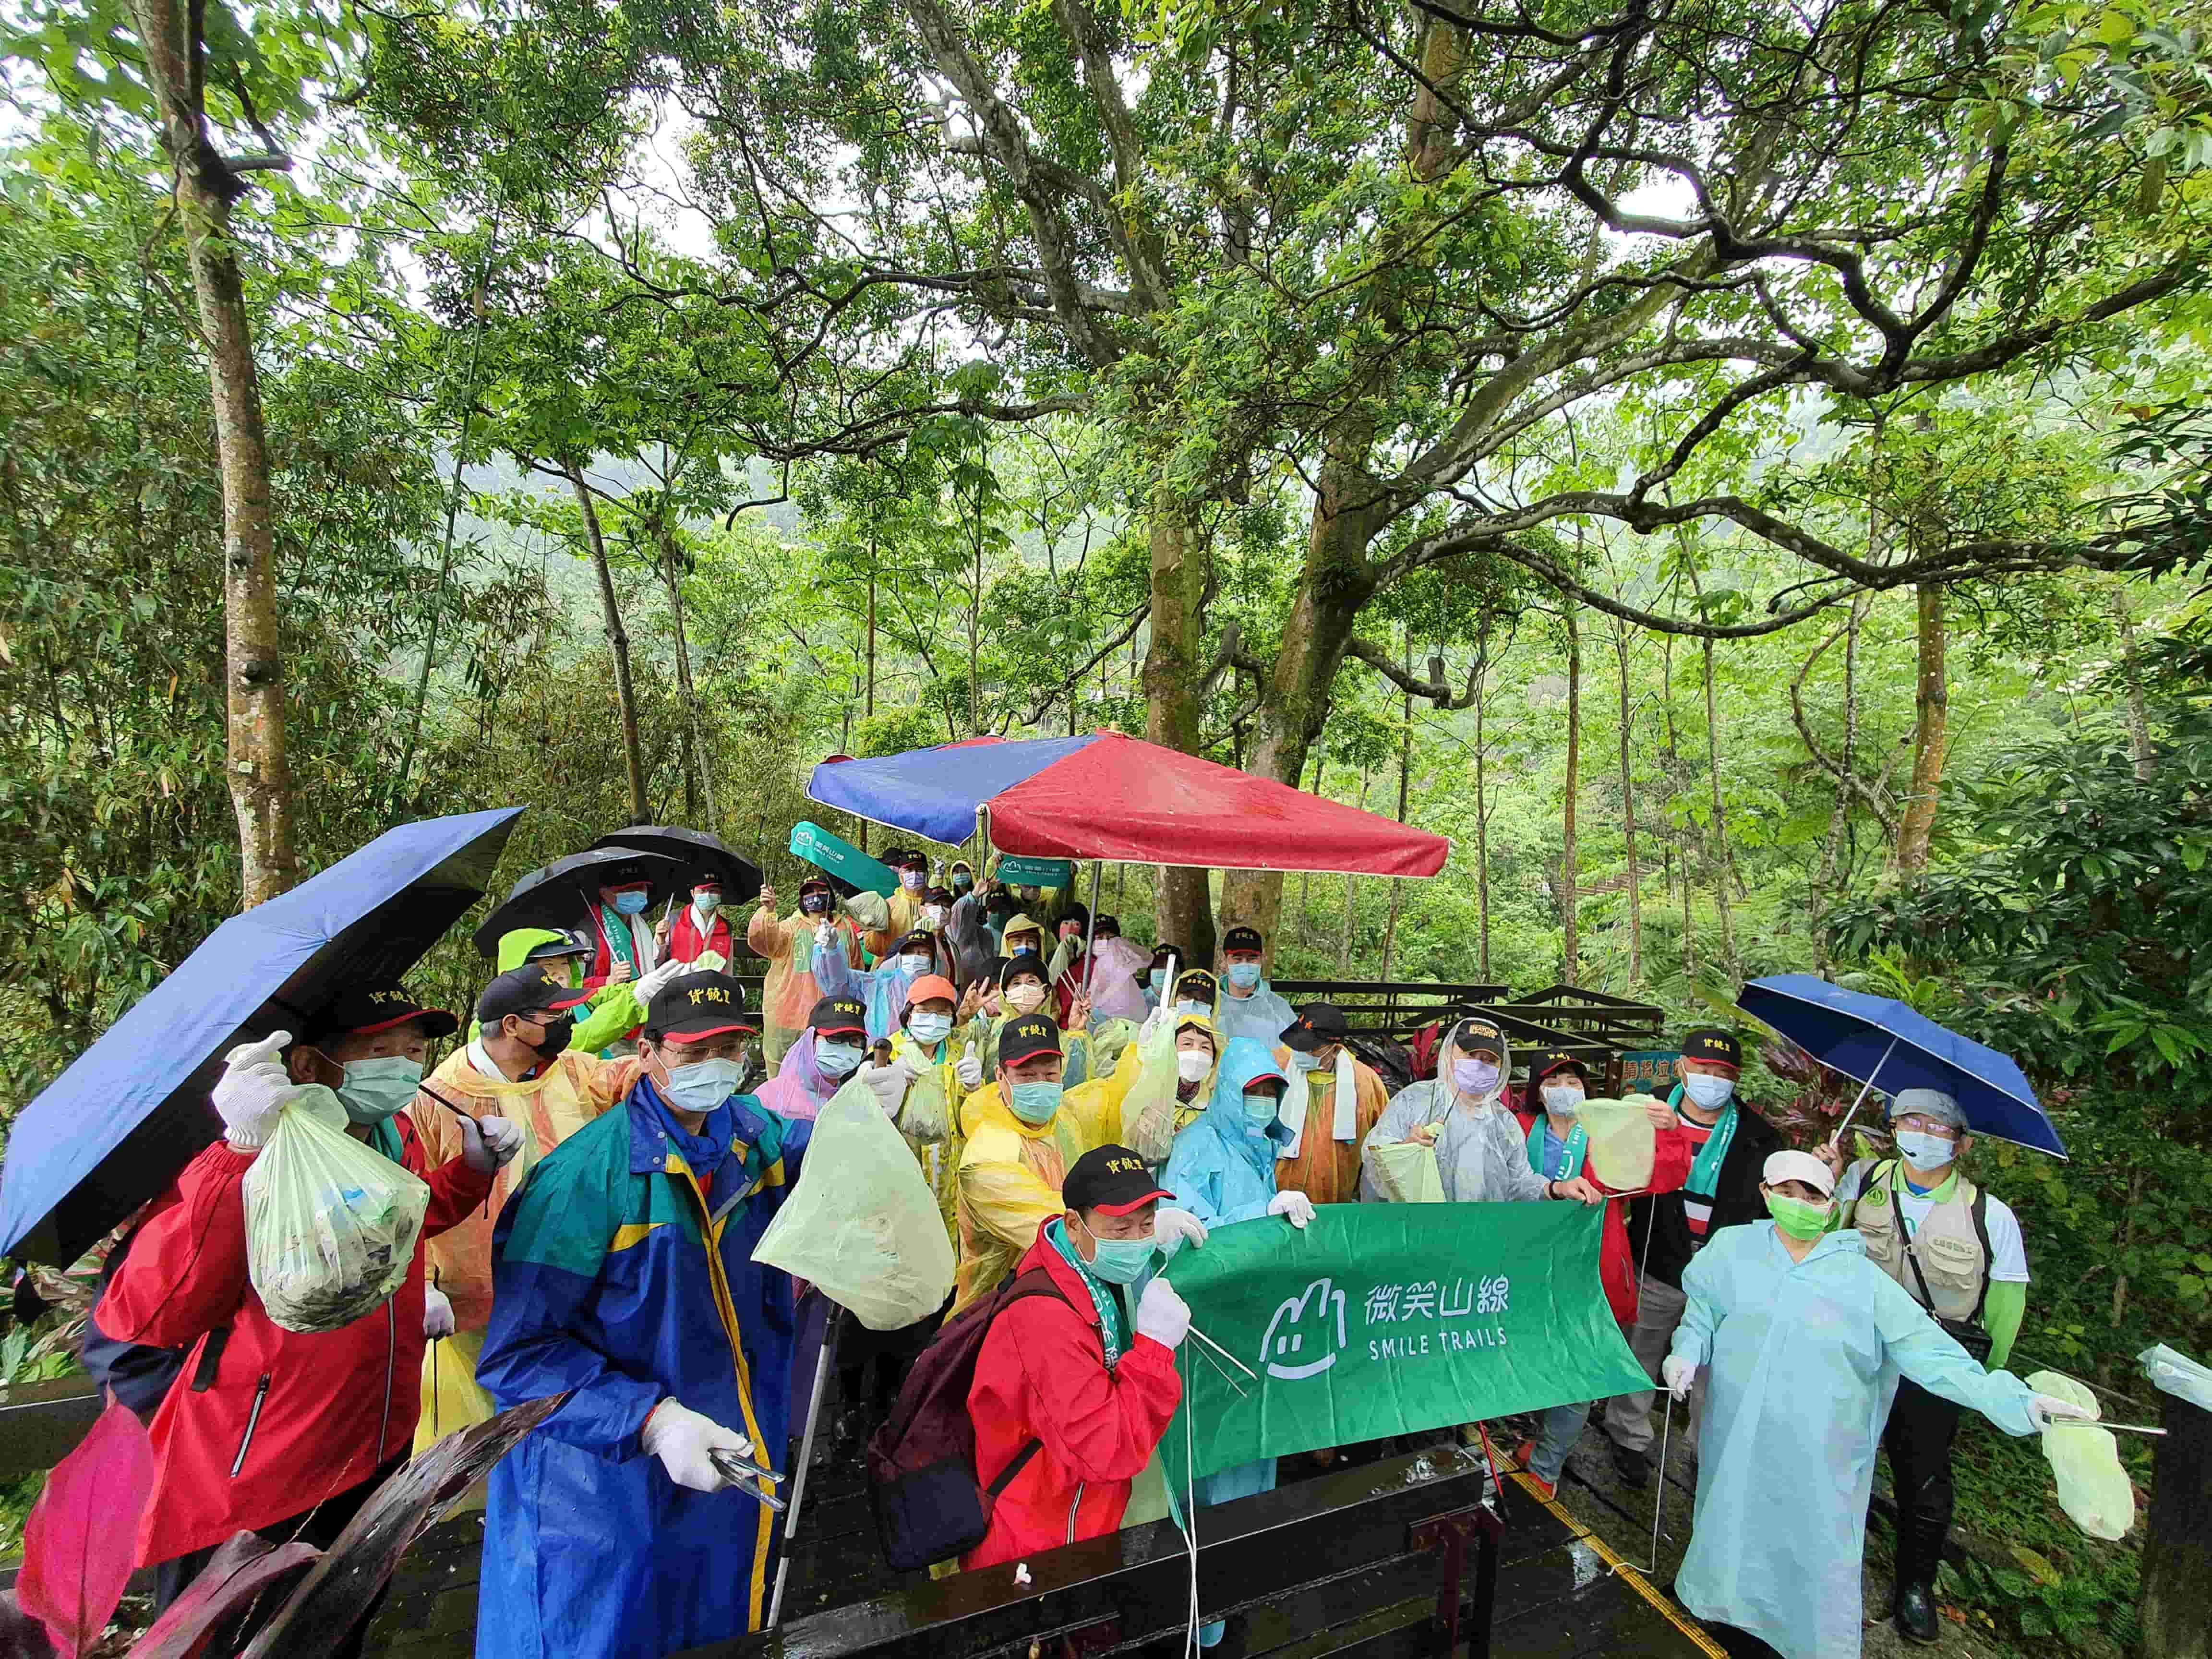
[461,1114,525,1173]
[214,1031,295,1149]
[1135,1277,1192,1349]
[633,958,685,1003]
[859,1061,908,1114]
[955,1045,984,1089]
[1661,1354,1696,1401]
[424,1284,456,1339]
[641,1398,755,1492]
[814,921,836,953]
[1268,1190,1317,1229]
[2032,1393,2094,1428]
[1153,1207,1209,1259]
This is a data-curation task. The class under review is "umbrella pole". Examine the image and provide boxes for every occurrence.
[1830,1035,1900,1149]
[1081,860,1103,997]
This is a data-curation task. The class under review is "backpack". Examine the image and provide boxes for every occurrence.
[865,1268,1070,1572]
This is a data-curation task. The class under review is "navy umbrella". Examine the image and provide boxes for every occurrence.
[1736,974,2066,1158]
[0,807,527,1265]
[469,845,683,959]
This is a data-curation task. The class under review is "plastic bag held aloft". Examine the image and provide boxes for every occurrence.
[1367,1136,1447,1204]
[1575,1097,1656,1191]
[243,1086,431,1334]
[1119,1014,1182,1167]
[752,1072,955,1330]
[2024,1370,2134,1540]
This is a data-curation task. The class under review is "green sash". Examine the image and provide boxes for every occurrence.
[1525,1116,1587,1180]
[1046,1218,1128,1372]
[368,1115,406,1166]
[1674,1082,1738,1196]
[598,903,641,977]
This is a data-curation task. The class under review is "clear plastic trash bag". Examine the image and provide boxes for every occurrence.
[1576,1098,1656,1191]
[2140,1343,2212,1412]
[243,1087,430,1334]
[1118,1016,1182,1168]
[898,1059,952,1145]
[2024,1370,2134,1539]
[752,1073,956,1330]
[1367,1135,1448,1204]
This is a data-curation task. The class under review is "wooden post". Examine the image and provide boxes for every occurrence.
[2141,1382,2212,1658]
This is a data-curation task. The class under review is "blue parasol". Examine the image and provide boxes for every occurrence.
[0,807,526,1264]
[1736,974,2065,1158]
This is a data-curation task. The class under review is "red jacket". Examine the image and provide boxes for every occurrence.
[963,1230,1182,1571]
[665,905,734,965]
[1513,1107,1692,1327]
[101,1115,493,1564]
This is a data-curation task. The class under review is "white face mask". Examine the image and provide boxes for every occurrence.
[1682,1073,1736,1111]
[1541,1083,1585,1116]
[908,1011,953,1046]
[898,953,931,975]
[923,905,946,928]
[1175,1049,1213,1083]
[1006,983,1046,1014]
[692,891,721,914]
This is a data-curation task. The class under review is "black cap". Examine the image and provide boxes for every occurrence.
[895,928,938,956]
[798,873,832,893]
[925,887,955,905]
[1532,1050,1589,1085]
[522,927,592,963]
[1002,950,1049,986]
[307,983,458,1043]
[879,845,912,866]
[1280,1001,1349,1054]
[478,963,592,1027]
[1175,969,1219,1004]
[687,867,724,890]
[1681,1027,1742,1072]
[1452,1017,1506,1055]
[596,861,656,890]
[1061,902,1089,929]
[896,850,928,871]
[808,994,868,1037]
[1151,943,1184,968]
[645,971,759,1042]
[998,1012,1062,1068]
[1062,1144,1175,1217]
[1094,914,1121,938]
[1222,925,1263,954]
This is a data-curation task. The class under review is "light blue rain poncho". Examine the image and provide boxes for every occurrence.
[811,938,929,1045]
[1209,975,1297,1046]
[1162,1037,1296,1510]
[1668,1223,2042,1659]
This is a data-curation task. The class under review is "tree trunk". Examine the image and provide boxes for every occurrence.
[1562,602,1581,985]
[660,526,718,829]
[2113,588,2154,781]
[133,0,295,904]
[1614,619,1641,987]
[1663,633,1696,981]
[1143,487,1215,962]
[866,526,878,718]
[1700,632,1739,974]
[1380,627,1413,980]
[1895,582,1950,873]
[1474,651,1491,982]
[967,484,984,737]
[568,464,649,823]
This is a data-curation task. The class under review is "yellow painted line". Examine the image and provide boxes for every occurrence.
[1504,1468,1729,1659]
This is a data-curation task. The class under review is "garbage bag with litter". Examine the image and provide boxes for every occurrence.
[1575,1097,1656,1191]
[898,1059,952,1145]
[2024,1370,2134,1540]
[753,1073,956,1330]
[244,1086,431,1334]
[1118,1014,1181,1168]
[2140,1343,2212,1412]
[1366,1136,1448,1204]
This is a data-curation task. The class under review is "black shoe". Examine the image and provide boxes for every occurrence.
[1893,1580,1941,1646]
[1610,1439,1651,1488]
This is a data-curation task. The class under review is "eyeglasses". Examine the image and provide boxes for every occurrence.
[1893,1114,1960,1139]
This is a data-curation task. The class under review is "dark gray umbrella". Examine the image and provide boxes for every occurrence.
[590,826,764,903]
[469,847,683,959]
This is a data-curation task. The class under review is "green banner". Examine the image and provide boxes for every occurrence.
[789,820,897,896]
[1158,1203,1647,1482]
[993,854,1075,888]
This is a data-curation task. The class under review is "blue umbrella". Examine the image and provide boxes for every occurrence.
[0,807,526,1264]
[1735,974,2066,1158]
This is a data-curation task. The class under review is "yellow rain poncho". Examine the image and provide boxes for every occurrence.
[950,1077,1123,1315]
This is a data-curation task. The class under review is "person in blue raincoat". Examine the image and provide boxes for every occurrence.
[1664,1151,2085,1659]
[475,971,801,1659]
[813,924,935,1043]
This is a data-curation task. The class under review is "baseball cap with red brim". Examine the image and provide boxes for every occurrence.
[307,983,458,1043]
[807,995,867,1038]
[1063,1144,1176,1216]
[476,964,592,1028]
[646,972,760,1043]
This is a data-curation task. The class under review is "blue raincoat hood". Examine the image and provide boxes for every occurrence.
[1162,1036,1294,1230]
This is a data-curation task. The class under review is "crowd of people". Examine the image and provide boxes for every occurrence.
[80,847,2083,1659]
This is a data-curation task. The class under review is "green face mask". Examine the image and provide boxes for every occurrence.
[1082,1230,1157,1285]
[1765,1191,1833,1240]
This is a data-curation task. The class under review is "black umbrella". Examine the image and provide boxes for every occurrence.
[470,846,684,959]
[590,826,764,903]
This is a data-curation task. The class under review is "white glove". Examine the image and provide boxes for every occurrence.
[633,959,685,1002]
[214,1031,295,1149]
[1137,1007,1165,1045]
[1153,1206,1209,1259]
[461,1113,525,1173]
[2032,1393,2093,1428]
[1267,1190,1317,1229]
[423,1284,456,1340]
[640,1398,755,1493]
[1135,1276,1192,1349]
[955,1046,984,1089]
[859,1060,908,1113]
[1661,1354,1696,1401]
[814,921,836,951]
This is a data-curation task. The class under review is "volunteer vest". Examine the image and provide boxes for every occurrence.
[1852,1159,1990,1322]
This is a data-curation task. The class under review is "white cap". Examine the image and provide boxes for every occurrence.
[1763,1149,1837,1198]
[1889,1087,1968,1131]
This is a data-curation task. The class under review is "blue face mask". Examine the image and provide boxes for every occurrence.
[613,890,650,915]
[1083,1229,1156,1285]
[1682,1073,1736,1111]
[1226,962,1262,990]
[1149,970,1167,993]
[1287,1049,1321,1074]
[815,1040,864,1077]
[337,1056,422,1124]
[1242,1089,1280,1126]
[1007,1080,1063,1125]
[661,1055,744,1114]
[1893,1129,1958,1169]
[908,1011,953,1046]
[1175,998,1210,1019]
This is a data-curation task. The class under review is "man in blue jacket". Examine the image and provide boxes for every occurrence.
[476,971,799,1658]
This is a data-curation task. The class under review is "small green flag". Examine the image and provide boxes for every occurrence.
[1159,1203,1647,1484]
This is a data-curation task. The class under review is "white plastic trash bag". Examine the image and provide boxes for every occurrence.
[1367,1135,1447,1204]
[2024,1370,2134,1540]
[753,1073,956,1330]
[1118,1015,1181,1168]
[2140,1343,2212,1412]
[244,1087,430,1334]
[1577,1098,1656,1191]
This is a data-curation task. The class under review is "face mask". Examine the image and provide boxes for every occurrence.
[901,870,925,891]
[1175,998,1209,1019]
[337,1056,422,1124]
[1149,970,1167,993]
[800,893,832,916]
[1541,1083,1585,1115]
[1287,1049,1321,1073]
[1893,1129,1958,1169]
[613,889,649,915]
[815,1039,864,1077]
[953,874,973,893]
[660,1055,743,1113]
[515,1013,575,1060]
[923,906,946,928]
[1225,962,1262,989]
[1006,983,1046,1013]
[1453,1057,1501,1095]
[899,953,932,975]
[1242,1090,1279,1125]
[1081,1227,1156,1285]
[1176,1049,1213,1083]
[1765,1191,1833,1240]
[692,891,721,914]
[1682,1073,1736,1111]
[1007,1080,1062,1125]
[908,1011,953,1046]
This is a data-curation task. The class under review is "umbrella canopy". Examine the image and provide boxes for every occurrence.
[1736,974,2066,1158]
[808,733,1450,877]
[0,807,526,1264]
[590,826,764,903]
[470,846,684,959]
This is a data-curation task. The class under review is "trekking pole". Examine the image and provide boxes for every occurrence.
[768,1301,842,1628]
[1630,1390,1673,1576]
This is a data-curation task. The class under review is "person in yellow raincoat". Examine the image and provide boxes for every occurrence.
[1098,1006,1223,1167]
[869,974,979,1241]
[746,876,866,1067]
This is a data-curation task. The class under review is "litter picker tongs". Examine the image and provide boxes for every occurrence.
[709,1446,792,1510]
